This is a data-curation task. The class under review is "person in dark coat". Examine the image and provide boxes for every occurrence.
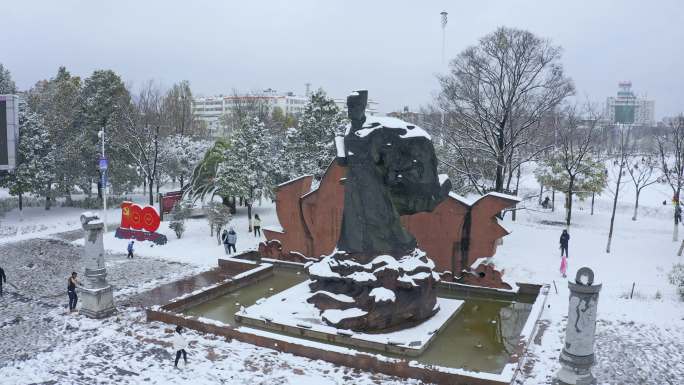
[560,229,570,258]
[127,241,135,259]
[0,266,6,296]
[541,196,550,209]
[67,272,81,312]
[226,227,237,254]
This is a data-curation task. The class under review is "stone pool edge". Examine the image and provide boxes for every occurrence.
[145,256,550,385]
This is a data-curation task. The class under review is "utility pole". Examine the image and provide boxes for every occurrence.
[98,128,108,232]
[440,11,448,64]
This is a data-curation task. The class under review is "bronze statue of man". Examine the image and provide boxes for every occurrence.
[308,90,451,331]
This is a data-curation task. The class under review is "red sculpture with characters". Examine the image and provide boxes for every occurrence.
[114,201,167,245]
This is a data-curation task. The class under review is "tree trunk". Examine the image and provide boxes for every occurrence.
[247,189,254,232]
[566,177,575,226]
[18,192,23,211]
[539,183,543,205]
[674,222,679,242]
[247,203,253,232]
[551,189,555,212]
[156,179,161,201]
[591,192,595,215]
[606,164,624,253]
[495,126,505,192]
[65,184,73,206]
[45,182,51,210]
[148,177,154,205]
[512,166,521,222]
[632,189,640,221]
[180,175,185,190]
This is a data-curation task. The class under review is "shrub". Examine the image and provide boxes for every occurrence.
[668,263,684,301]
[168,201,192,239]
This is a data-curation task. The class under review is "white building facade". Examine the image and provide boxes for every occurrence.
[192,89,309,137]
[605,81,655,126]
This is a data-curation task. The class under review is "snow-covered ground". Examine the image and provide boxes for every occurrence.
[101,200,276,267]
[502,165,684,384]
[0,166,683,384]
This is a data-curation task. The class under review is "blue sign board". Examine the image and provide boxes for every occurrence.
[99,157,108,170]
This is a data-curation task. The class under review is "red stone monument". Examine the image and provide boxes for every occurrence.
[261,162,519,289]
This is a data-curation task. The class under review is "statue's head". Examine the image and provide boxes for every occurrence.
[347,90,368,130]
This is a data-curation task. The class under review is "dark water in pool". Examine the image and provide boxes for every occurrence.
[183,269,534,374]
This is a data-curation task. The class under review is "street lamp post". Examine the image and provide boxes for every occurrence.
[98,128,108,232]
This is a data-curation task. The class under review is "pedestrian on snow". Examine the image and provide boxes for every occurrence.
[67,272,81,312]
[225,227,237,255]
[560,253,568,278]
[127,240,135,259]
[559,229,570,258]
[541,196,550,209]
[252,214,262,237]
[0,266,6,296]
[173,325,188,368]
[221,229,229,255]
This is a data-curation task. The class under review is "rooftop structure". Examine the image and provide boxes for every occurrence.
[605,81,655,126]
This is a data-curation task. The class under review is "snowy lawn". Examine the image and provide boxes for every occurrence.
[101,200,277,267]
[503,166,684,384]
[1,170,684,384]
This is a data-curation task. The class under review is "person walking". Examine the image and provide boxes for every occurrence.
[226,227,237,255]
[221,229,230,255]
[67,272,81,312]
[173,325,188,368]
[252,214,262,237]
[560,229,570,258]
[0,266,6,296]
[560,253,568,278]
[127,240,135,259]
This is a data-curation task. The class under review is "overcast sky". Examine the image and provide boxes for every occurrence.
[2,0,683,117]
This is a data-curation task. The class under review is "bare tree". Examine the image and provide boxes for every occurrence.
[656,115,684,241]
[534,106,606,227]
[626,154,659,221]
[117,80,165,205]
[606,126,631,253]
[437,26,574,194]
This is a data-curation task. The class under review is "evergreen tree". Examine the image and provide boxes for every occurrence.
[214,116,274,227]
[77,70,138,195]
[0,101,56,209]
[535,154,607,225]
[0,63,16,94]
[283,89,344,180]
[27,67,83,202]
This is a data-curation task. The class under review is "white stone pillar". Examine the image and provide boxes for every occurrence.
[557,267,601,385]
[78,212,116,318]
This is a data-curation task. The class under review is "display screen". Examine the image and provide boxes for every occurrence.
[0,100,7,166]
[615,105,635,124]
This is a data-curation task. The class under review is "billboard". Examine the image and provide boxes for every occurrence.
[614,105,635,124]
[0,95,19,171]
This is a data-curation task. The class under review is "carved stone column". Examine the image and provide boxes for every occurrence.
[557,267,601,385]
[78,212,116,318]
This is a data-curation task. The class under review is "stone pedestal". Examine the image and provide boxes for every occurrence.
[78,212,116,318]
[557,267,601,385]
